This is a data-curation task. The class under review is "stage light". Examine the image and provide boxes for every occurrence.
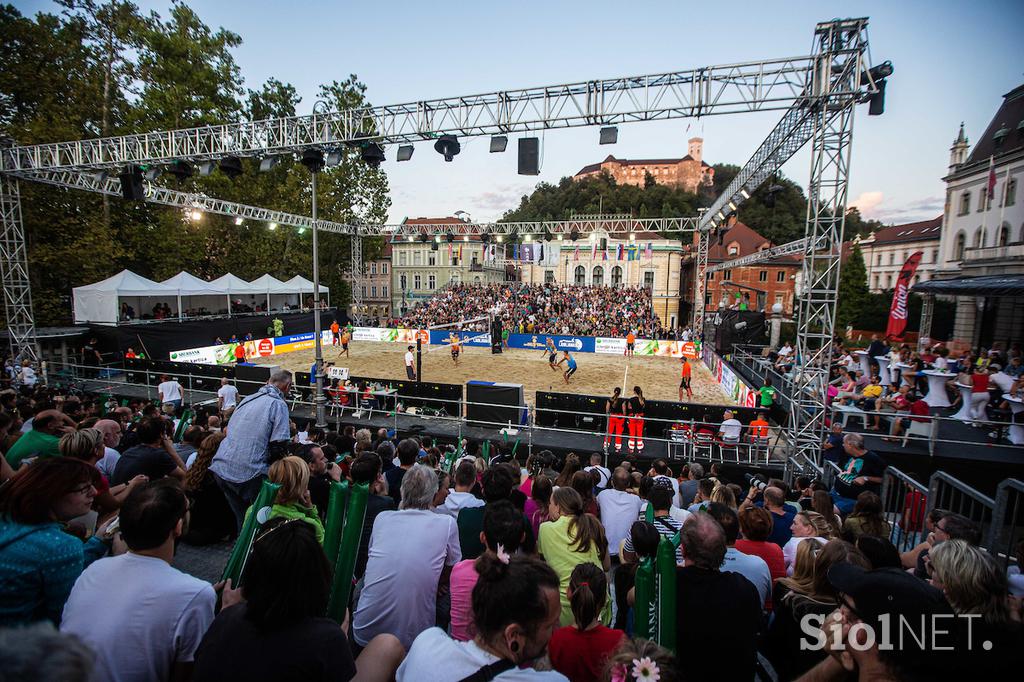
[543,228,552,242]
[862,61,893,116]
[570,228,579,242]
[463,236,469,242]
[434,134,461,162]
[496,235,504,243]
[234,217,244,226]
[397,145,414,162]
[268,222,278,230]
[524,234,532,242]
[189,209,203,221]
[490,136,508,153]
[599,127,618,145]
[728,201,737,211]
[301,149,325,173]
[199,161,217,177]
[716,211,725,222]
[435,235,442,243]
[739,188,750,199]
[92,170,109,183]
[446,233,454,244]
[144,166,161,181]
[481,232,491,244]
[419,233,429,243]
[167,160,193,180]
[361,143,385,168]
[326,149,345,166]
[219,156,243,179]
[628,233,635,242]
[298,227,306,234]
[557,234,564,241]
[259,156,280,172]
[589,233,596,242]
[407,235,414,242]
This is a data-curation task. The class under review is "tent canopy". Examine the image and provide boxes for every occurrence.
[161,271,226,295]
[73,270,177,324]
[283,275,329,293]
[912,275,1024,297]
[209,273,259,294]
[249,274,293,294]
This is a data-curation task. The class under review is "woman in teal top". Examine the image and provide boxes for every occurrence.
[0,458,108,625]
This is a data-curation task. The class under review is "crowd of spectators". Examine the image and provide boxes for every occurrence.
[393,283,680,339]
[1,367,1021,681]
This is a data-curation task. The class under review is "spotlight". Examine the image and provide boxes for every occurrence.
[431,239,439,251]
[419,233,429,243]
[298,227,306,235]
[570,228,579,242]
[599,127,618,145]
[524,234,532,242]
[861,61,893,117]
[496,235,503,243]
[397,145,414,162]
[628,233,635,242]
[434,235,441,243]
[167,161,193,180]
[481,232,491,244]
[407,235,414,242]
[739,188,750,199]
[326,149,345,166]
[557,234,564,242]
[489,136,508,153]
[268,222,278,230]
[361,143,385,167]
[543,228,552,242]
[728,201,737,211]
[301,149,325,173]
[462,236,469,242]
[144,166,161,181]
[588,233,596,242]
[199,161,217,176]
[189,210,203,221]
[259,156,280,172]
[219,156,243,179]
[234,217,244,226]
[446,233,454,243]
[434,134,461,162]
[716,211,725,222]
[868,78,887,116]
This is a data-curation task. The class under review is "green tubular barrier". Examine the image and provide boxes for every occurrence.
[326,483,369,624]
[510,438,520,457]
[220,480,281,586]
[645,504,654,523]
[173,409,193,441]
[656,537,678,651]
[322,481,350,570]
[633,558,655,640]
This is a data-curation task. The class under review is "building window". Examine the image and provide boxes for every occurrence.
[474,276,481,284]
[1006,178,1017,207]
[774,293,783,305]
[978,189,987,212]
[999,223,1010,247]
[954,232,965,260]
[413,274,422,289]
[428,253,436,266]
[876,253,881,265]
[959,192,970,215]
[643,270,655,289]
[888,252,894,265]
[574,265,586,285]
[612,266,623,287]
[428,274,436,289]
[413,251,422,265]
[361,286,366,297]
[728,246,738,256]
[759,270,768,282]
[592,266,604,286]
[370,262,377,275]
[382,263,388,274]
[974,228,985,248]
[872,275,879,289]
[544,270,555,284]
[382,285,388,297]
[721,269,731,280]
[400,274,407,290]
[932,248,938,263]
[705,293,712,306]
[777,270,785,282]
[708,271,715,281]
[399,252,407,266]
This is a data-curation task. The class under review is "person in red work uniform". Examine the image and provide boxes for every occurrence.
[604,387,626,453]
[626,386,646,454]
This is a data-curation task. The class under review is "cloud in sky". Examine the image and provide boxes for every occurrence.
[849,192,944,225]
[850,191,886,217]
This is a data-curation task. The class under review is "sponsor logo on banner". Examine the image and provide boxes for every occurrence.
[595,337,627,355]
[556,337,583,351]
[523,336,547,350]
[256,338,274,357]
[169,347,220,364]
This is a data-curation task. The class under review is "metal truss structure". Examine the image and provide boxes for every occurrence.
[705,236,819,273]
[691,231,710,329]
[1,18,883,471]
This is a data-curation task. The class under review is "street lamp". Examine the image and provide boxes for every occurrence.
[304,100,331,429]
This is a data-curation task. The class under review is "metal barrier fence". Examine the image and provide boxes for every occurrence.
[927,471,996,549]
[879,467,929,553]
[989,478,1024,568]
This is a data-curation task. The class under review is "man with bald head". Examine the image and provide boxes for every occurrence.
[739,483,796,547]
[5,409,76,468]
[94,419,123,479]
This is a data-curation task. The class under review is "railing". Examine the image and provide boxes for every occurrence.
[928,471,996,549]
[963,243,1024,262]
[990,479,1024,569]
[880,467,929,553]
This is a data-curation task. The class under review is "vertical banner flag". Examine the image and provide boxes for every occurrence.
[591,241,598,260]
[458,244,463,261]
[603,248,609,261]
[616,243,624,261]
[986,155,997,200]
[513,243,520,261]
[574,245,579,261]
[646,242,653,259]
[447,243,453,259]
[886,251,923,340]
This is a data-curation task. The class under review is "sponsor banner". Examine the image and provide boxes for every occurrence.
[595,338,700,359]
[506,334,595,353]
[595,337,627,355]
[702,349,753,407]
[168,346,221,365]
[351,327,391,342]
[428,330,492,347]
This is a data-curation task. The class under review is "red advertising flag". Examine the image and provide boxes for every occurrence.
[885,251,924,340]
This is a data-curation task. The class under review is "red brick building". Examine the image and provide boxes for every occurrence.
[573,138,715,193]
[680,220,801,320]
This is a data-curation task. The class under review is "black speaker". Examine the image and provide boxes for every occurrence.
[518,138,539,176]
[491,319,503,354]
[118,166,145,200]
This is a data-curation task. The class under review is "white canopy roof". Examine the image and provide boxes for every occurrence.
[209,273,258,294]
[249,274,293,294]
[282,275,329,293]
[160,271,226,295]
[72,270,177,324]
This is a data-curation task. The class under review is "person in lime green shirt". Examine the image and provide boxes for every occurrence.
[758,378,777,409]
[537,487,610,626]
[243,456,324,544]
[5,410,75,469]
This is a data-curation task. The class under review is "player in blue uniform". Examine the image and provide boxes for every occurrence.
[558,350,578,384]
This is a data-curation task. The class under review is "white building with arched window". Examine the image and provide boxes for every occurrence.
[930,84,1024,350]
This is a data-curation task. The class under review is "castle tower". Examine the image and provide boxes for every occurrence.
[687,137,703,165]
[949,122,969,173]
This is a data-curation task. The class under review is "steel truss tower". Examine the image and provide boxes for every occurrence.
[0,174,37,361]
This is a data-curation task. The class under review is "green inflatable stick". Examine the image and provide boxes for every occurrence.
[656,536,679,651]
[322,481,350,570]
[633,557,655,640]
[326,482,369,624]
[221,480,281,586]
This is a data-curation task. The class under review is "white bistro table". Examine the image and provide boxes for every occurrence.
[922,370,956,408]
[874,356,892,384]
[854,350,872,379]
[951,382,974,422]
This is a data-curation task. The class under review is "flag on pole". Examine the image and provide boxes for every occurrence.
[646,242,653,259]
[458,244,463,261]
[447,243,453,260]
[591,241,598,260]
[986,155,997,200]
[574,245,579,261]
[885,251,923,340]
[616,243,624,261]
[602,248,608,261]
[513,243,520,261]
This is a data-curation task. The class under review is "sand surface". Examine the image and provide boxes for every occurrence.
[256,340,730,406]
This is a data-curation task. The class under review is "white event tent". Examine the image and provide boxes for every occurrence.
[73,270,330,324]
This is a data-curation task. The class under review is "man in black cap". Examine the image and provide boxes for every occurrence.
[795,564,957,681]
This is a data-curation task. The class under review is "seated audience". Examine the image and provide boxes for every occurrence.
[111,417,186,485]
[548,563,624,682]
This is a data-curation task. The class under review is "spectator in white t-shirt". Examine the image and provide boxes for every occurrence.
[648,458,682,508]
[61,480,216,682]
[353,464,460,650]
[596,467,642,560]
[398,553,566,681]
[718,411,743,443]
[404,345,416,381]
[583,453,611,491]
[157,375,184,416]
[435,459,485,519]
[217,378,239,418]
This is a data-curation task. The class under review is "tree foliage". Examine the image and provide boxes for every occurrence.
[0,2,390,326]
[837,243,870,330]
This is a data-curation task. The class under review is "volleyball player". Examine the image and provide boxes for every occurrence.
[330,320,340,346]
[448,332,461,366]
[339,327,351,358]
[558,350,578,384]
[542,337,558,370]
[679,355,693,400]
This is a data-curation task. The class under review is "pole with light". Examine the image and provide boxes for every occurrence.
[303,104,331,429]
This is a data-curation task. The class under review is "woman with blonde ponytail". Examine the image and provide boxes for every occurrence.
[537,487,610,625]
